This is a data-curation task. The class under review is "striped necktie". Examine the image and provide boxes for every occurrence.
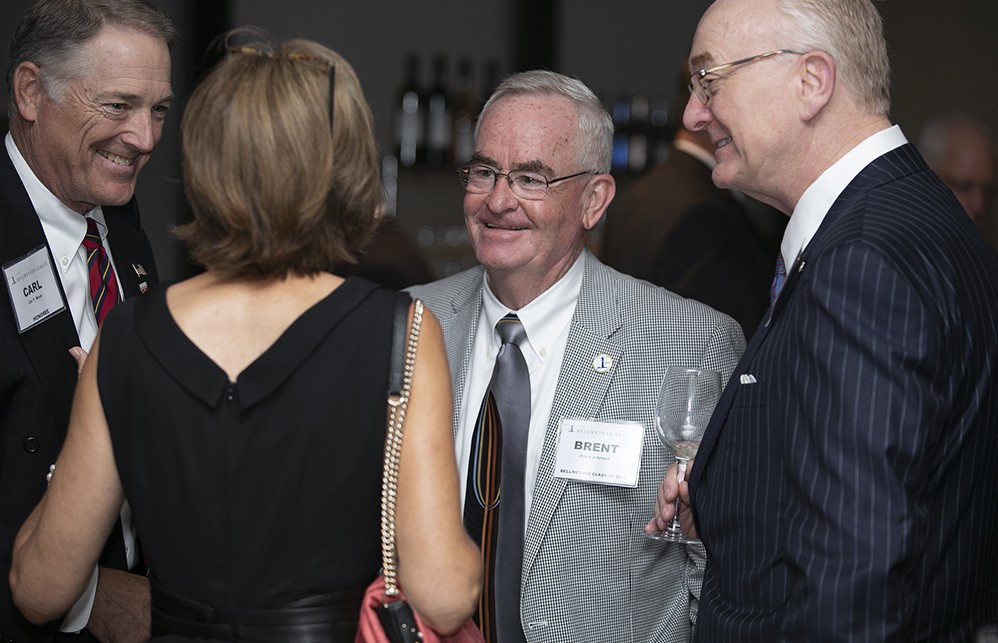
[82,218,119,325]
[463,313,530,643]
[770,252,788,304]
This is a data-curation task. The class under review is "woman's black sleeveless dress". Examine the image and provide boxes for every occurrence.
[98,277,396,641]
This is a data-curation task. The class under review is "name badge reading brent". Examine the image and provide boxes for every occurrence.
[3,245,66,333]
[553,418,644,488]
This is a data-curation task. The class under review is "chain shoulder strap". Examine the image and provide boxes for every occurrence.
[380,298,423,599]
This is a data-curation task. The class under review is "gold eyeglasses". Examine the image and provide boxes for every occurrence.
[689,49,803,104]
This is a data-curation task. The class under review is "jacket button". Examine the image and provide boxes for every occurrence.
[23,436,41,453]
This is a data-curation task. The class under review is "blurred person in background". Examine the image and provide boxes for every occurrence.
[919,113,996,241]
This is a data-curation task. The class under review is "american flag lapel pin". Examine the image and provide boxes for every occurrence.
[132,263,149,293]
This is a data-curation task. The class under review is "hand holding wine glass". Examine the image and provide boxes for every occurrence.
[646,366,721,544]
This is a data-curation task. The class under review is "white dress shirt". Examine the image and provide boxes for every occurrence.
[456,252,585,534]
[6,132,135,632]
[781,125,908,268]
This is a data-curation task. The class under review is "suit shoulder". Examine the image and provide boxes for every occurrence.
[407,266,485,316]
[595,261,742,331]
[824,169,997,285]
[103,197,144,229]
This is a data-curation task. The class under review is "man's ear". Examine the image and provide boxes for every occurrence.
[582,174,616,231]
[12,62,45,123]
[797,50,835,122]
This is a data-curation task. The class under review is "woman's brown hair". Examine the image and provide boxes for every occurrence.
[175,29,384,279]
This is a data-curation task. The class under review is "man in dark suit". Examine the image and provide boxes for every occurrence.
[601,60,785,338]
[1,1,174,640]
[648,0,998,640]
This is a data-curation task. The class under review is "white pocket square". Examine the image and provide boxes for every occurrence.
[740,374,758,384]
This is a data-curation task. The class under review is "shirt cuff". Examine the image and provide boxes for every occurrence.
[60,566,98,633]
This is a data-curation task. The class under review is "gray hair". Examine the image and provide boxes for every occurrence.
[476,69,613,173]
[6,0,176,118]
[773,0,891,114]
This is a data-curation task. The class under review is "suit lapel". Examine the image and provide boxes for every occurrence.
[437,268,486,437]
[0,150,80,408]
[103,201,158,299]
[522,252,624,579]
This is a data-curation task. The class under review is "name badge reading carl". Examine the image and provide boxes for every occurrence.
[3,245,66,333]
[553,418,644,488]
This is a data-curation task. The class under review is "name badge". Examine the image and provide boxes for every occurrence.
[553,418,644,488]
[3,245,66,333]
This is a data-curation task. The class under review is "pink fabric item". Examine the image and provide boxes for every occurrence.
[356,575,484,643]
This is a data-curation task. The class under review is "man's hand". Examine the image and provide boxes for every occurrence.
[645,460,699,540]
[86,568,151,643]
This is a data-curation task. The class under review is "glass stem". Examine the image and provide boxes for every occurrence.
[672,456,690,530]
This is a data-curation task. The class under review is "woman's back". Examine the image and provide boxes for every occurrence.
[98,276,393,607]
[9,33,480,639]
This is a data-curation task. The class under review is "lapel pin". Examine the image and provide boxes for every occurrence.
[132,263,147,278]
[592,354,613,373]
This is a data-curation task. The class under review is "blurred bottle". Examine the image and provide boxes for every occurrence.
[451,57,477,166]
[611,93,631,172]
[425,55,452,168]
[649,95,672,164]
[393,53,424,167]
[628,94,650,173]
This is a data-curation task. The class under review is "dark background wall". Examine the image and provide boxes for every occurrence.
[3,0,996,281]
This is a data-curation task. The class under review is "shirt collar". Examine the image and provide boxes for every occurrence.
[781,124,907,266]
[5,132,106,275]
[481,251,584,362]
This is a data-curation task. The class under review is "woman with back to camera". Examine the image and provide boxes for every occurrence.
[10,30,481,640]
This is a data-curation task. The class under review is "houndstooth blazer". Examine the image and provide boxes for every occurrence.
[410,250,745,643]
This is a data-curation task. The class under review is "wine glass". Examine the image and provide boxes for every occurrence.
[646,366,722,544]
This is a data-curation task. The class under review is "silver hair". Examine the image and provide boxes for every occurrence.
[476,69,613,173]
[6,0,176,118]
[772,0,891,114]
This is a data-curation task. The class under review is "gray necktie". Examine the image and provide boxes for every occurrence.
[491,314,531,643]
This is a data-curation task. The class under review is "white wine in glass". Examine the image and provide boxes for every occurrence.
[646,366,721,544]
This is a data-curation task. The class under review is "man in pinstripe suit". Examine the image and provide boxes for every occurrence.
[649,0,998,640]
[409,70,744,642]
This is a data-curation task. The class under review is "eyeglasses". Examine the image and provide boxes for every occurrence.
[689,49,803,104]
[457,165,596,200]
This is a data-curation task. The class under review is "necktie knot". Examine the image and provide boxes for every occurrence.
[496,313,526,346]
[82,217,119,325]
[82,217,102,252]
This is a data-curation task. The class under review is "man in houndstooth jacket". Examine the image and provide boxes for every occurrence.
[409,69,744,643]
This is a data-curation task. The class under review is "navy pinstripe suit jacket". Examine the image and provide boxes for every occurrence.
[688,143,998,642]
[0,146,159,640]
